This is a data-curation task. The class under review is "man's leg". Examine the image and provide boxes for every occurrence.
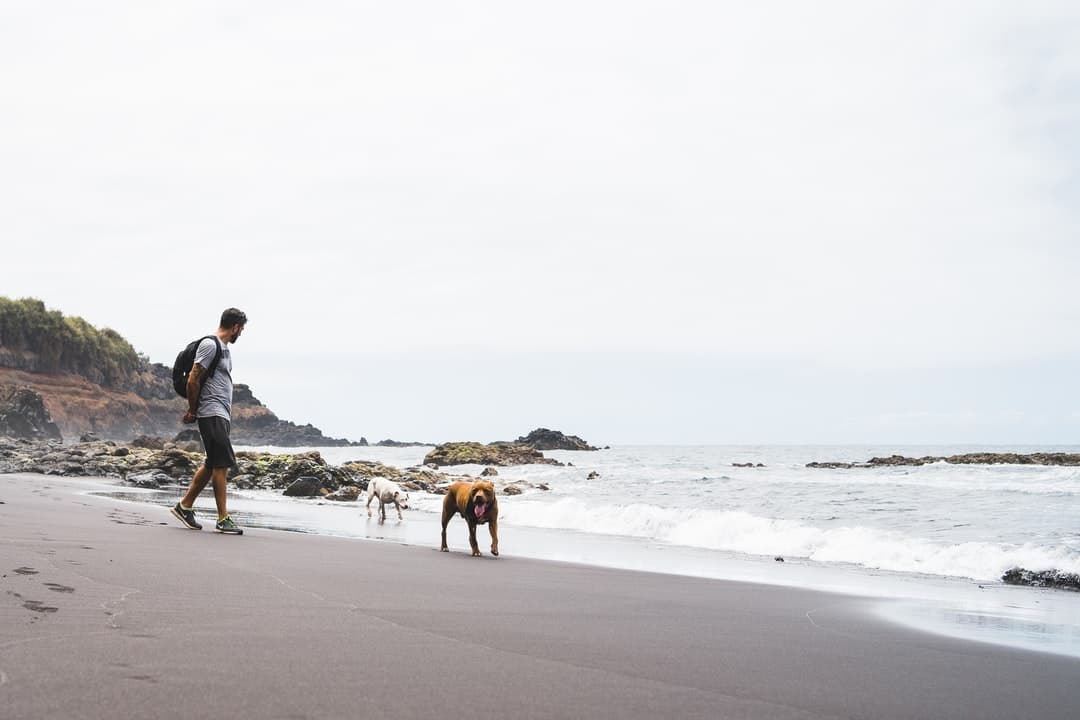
[211,467,229,520]
[210,466,243,535]
[181,465,212,509]
[171,464,211,529]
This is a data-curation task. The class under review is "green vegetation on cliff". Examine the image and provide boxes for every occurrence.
[0,297,142,388]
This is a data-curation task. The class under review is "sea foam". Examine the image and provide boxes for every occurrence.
[496,497,1080,582]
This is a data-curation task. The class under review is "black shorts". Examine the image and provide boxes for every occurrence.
[197,416,235,469]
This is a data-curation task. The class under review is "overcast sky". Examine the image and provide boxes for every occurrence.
[2,2,1078,445]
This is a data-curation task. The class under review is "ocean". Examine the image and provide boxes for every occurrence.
[112,443,1080,658]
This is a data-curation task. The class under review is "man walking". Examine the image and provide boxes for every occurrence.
[170,307,247,535]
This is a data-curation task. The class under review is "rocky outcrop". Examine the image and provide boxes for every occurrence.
[0,438,433,492]
[807,453,1080,469]
[0,385,61,441]
[0,436,200,480]
[1002,568,1080,591]
[512,428,598,451]
[423,442,562,468]
[423,442,563,467]
[2,436,553,500]
[2,436,557,505]
[228,384,362,447]
[374,439,430,447]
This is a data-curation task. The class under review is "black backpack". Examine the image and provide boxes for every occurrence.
[171,336,223,398]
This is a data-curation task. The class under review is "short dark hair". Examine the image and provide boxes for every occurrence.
[220,308,247,328]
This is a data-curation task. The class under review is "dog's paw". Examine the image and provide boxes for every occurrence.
[491,549,499,557]
[440,546,449,552]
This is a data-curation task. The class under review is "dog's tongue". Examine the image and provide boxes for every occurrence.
[474,503,486,519]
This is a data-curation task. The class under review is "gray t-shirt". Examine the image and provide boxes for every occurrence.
[194,337,233,420]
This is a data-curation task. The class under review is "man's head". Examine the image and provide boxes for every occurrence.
[220,308,247,343]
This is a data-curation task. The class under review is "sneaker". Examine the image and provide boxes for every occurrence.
[170,503,202,530]
[215,515,243,535]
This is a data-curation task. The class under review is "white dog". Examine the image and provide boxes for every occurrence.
[366,477,410,522]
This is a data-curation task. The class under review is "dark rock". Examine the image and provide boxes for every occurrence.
[283,476,324,497]
[480,467,498,477]
[423,442,563,468]
[514,428,598,451]
[943,452,1080,466]
[375,439,430,447]
[155,448,199,477]
[775,556,785,562]
[131,435,166,450]
[231,473,256,490]
[325,486,361,502]
[0,385,62,441]
[502,484,524,496]
[126,471,171,488]
[587,471,600,480]
[397,469,444,494]
[80,432,99,442]
[1002,567,1080,591]
[868,455,939,466]
[1,437,471,503]
[808,453,1080,469]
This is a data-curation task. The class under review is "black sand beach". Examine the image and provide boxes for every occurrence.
[2,473,1079,720]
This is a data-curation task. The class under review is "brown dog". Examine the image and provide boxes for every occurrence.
[440,480,499,557]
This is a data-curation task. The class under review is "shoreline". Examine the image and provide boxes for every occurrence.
[3,471,1079,720]
[34,473,1080,660]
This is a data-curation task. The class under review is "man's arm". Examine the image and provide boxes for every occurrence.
[183,364,204,423]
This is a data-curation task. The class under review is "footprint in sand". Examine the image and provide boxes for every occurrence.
[13,567,38,575]
[44,583,75,593]
[23,599,59,613]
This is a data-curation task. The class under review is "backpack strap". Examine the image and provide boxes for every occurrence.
[204,336,223,379]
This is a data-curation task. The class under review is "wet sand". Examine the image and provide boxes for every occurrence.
[2,472,1079,720]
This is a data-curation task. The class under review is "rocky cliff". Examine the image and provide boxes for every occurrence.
[512,428,599,451]
[0,367,359,446]
[0,298,360,446]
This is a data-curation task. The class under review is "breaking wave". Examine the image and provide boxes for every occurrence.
[497,498,1080,582]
